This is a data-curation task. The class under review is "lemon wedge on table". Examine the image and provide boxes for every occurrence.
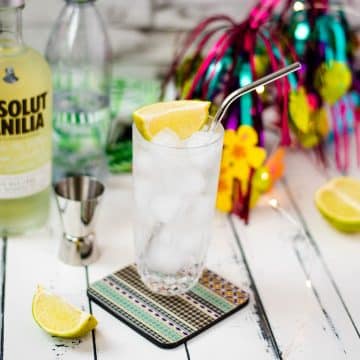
[315,177,360,233]
[32,286,97,338]
[133,100,211,140]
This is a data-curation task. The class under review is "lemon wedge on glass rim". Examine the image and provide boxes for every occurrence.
[315,177,360,233]
[133,100,211,140]
[32,286,97,338]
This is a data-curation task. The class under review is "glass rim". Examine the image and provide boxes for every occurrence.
[132,119,224,150]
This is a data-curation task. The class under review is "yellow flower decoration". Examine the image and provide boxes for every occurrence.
[216,166,233,212]
[216,125,267,212]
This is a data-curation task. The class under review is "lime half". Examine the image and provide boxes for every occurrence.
[315,177,360,233]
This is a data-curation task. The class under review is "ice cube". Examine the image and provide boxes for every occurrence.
[145,245,186,274]
[150,167,205,200]
[152,128,181,147]
[151,194,182,223]
[176,228,208,257]
[189,149,219,173]
[179,169,206,195]
[133,179,153,209]
[185,131,221,172]
[134,149,153,175]
[188,194,214,225]
[184,131,217,147]
[134,223,151,251]
[145,227,186,274]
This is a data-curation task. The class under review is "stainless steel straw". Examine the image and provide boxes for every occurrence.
[211,62,302,129]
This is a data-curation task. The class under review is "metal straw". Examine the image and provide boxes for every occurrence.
[211,62,302,129]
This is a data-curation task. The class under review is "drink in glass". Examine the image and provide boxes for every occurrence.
[132,105,223,295]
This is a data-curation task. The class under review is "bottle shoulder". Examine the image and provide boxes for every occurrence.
[23,47,51,70]
[0,46,52,94]
[46,4,111,62]
[24,46,47,60]
[0,46,51,74]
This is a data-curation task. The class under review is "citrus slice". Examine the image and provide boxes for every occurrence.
[315,177,360,232]
[133,100,211,140]
[32,286,97,338]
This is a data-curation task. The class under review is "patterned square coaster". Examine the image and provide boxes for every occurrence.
[87,264,249,349]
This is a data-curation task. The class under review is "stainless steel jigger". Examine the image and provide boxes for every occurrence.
[54,176,105,266]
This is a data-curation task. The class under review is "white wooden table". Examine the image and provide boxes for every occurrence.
[1,146,360,359]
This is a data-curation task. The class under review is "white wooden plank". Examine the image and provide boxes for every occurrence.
[87,175,186,360]
[188,214,277,360]
[23,0,258,30]
[112,31,178,66]
[22,0,360,34]
[3,201,93,359]
[100,0,152,29]
[88,175,278,359]
[278,178,360,357]
[23,0,152,29]
[284,146,360,337]
[24,27,146,57]
[24,0,360,31]
[152,0,253,30]
[24,25,175,70]
[230,179,360,359]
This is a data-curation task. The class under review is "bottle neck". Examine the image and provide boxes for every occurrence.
[0,7,23,51]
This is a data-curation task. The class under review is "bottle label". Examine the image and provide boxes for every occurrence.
[0,91,48,138]
[0,52,52,201]
[0,162,51,199]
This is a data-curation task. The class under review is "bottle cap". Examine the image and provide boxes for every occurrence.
[0,0,25,7]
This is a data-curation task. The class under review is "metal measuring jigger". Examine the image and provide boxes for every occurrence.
[54,176,105,266]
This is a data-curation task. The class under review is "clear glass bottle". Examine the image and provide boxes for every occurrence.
[46,0,112,182]
[0,0,52,235]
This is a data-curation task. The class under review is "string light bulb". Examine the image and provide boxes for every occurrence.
[269,198,279,208]
[256,85,265,94]
[293,1,305,11]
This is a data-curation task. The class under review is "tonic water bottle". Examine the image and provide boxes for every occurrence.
[46,0,112,182]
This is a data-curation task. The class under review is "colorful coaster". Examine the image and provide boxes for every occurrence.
[87,264,249,349]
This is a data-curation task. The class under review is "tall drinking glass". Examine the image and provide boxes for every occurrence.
[132,122,224,295]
